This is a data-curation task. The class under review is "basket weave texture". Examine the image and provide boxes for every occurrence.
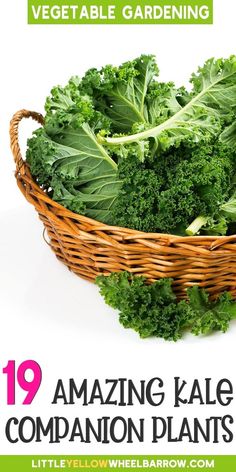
[10,110,236,299]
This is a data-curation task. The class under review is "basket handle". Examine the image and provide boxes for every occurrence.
[10,110,44,174]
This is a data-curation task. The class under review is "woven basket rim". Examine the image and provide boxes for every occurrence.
[10,109,236,245]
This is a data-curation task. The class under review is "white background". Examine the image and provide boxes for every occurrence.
[0,0,236,455]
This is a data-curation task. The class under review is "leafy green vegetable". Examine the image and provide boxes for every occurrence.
[26,55,236,340]
[27,127,122,223]
[99,56,236,150]
[221,192,236,219]
[220,120,236,146]
[26,53,236,234]
[44,76,111,134]
[96,272,236,341]
[79,55,160,131]
[110,156,164,232]
[187,285,236,335]
[111,141,235,234]
[186,172,236,236]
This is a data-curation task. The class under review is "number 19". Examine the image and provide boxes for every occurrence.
[3,360,42,405]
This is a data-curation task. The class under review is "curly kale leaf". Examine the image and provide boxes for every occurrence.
[26,128,121,223]
[145,82,187,126]
[26,128,56,186]
[159,141,235,234]
[27,54,236,233]
[96,272,190,341]
[221,192,236,219]
[187,287,236,335]
[220,120,236,146]
[96,272,236,341]
[45,76,111,136]
[79,55,160,132]
[100,56,236,150]
[110,157,165,232]
[190,191,236,236]
[111,141,235,234]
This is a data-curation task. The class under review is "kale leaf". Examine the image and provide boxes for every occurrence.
[79,55,160,131]
[27,127,121,223]
[99,56,236,150]
[27,54,236,234]
[96,272,236,341]
[111,141,236,234]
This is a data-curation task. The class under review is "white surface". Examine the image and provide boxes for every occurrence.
[0,0,236,455]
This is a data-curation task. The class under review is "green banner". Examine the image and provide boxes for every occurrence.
[0,455,235,471]
[28,1,213,25]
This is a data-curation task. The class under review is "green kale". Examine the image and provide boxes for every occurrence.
[99,56,236,150]
[188,286,236,335]
[79,55,160,132]
[186,156,236,236]
[26,54,236,234]
[26,127,122,223]
[26,128,55,186]
[110,157,164,232]
[45,76,111,136]
[96,272,236,341]
[220,120,236,146]
[111,141,236,234]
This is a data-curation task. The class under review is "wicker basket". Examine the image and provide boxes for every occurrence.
[10,110,236,299]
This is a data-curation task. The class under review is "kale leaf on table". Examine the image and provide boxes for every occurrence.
[96,272,236,341]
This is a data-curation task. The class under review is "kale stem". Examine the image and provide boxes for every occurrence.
[97,83,214,147]
[186,216,209,236]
